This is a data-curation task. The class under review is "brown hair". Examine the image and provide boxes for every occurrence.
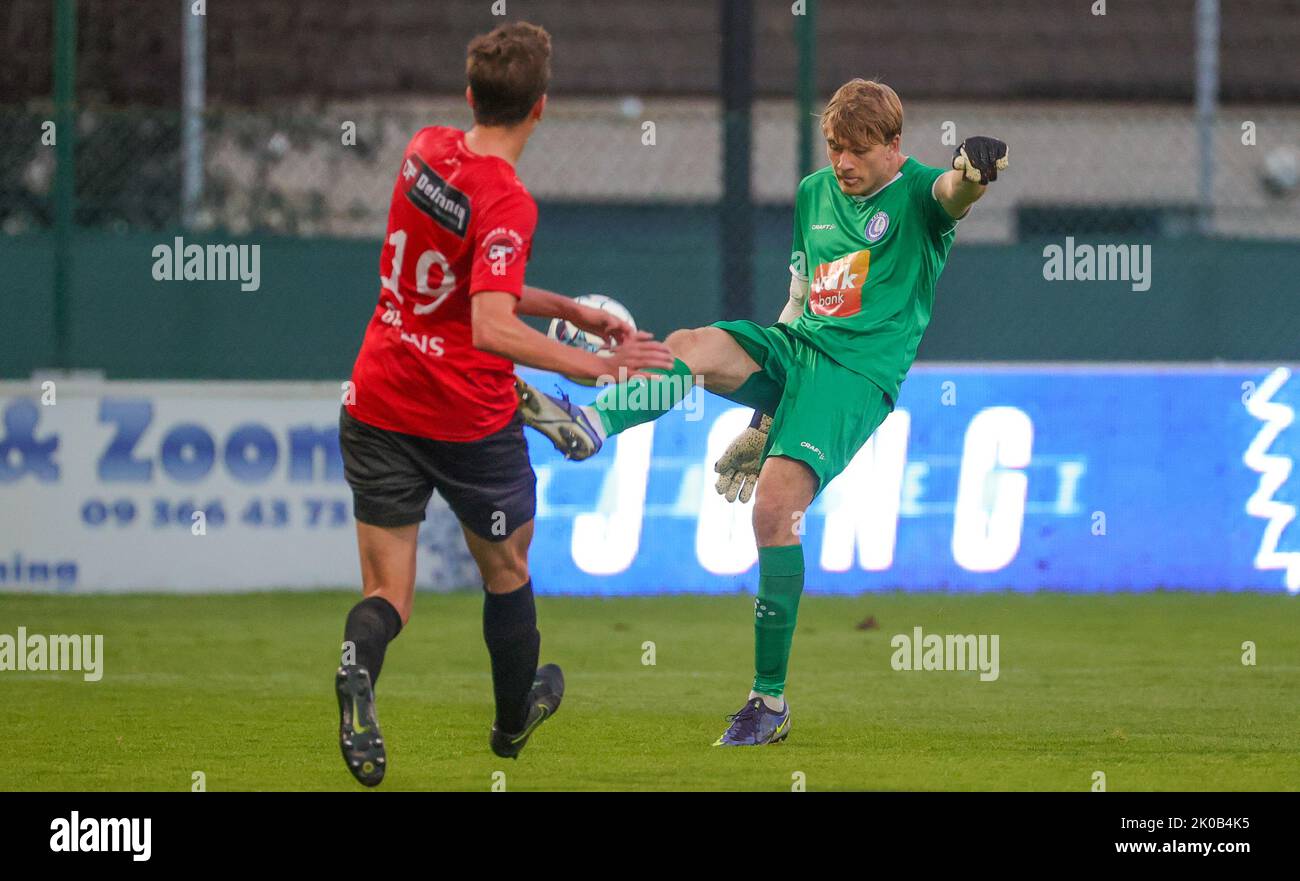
[821,79,903,148]
[466,22,552,126]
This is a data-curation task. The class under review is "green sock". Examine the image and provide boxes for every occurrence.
[752,543,805,697]
[592,358,695,436]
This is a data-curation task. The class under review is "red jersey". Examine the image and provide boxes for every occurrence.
[347,126,536,441]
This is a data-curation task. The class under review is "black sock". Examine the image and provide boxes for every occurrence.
[483,580,541,734]
[342,596,403,689]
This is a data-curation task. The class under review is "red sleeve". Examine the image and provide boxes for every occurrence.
[469,190,537,299]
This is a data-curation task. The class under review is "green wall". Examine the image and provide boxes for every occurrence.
[1,205,1295,380]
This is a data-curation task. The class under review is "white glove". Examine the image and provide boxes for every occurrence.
[713,414,771,503]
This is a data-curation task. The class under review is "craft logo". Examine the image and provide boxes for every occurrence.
[799,440,825,460]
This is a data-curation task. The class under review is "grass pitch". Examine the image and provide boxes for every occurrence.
[2,590,1297,791]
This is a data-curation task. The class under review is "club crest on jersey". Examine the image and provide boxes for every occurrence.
[865,210,890,243]
[482,227,525,277]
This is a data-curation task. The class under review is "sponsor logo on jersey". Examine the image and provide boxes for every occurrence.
[403,154,471,237]
[811,223,836,230]
[398,332,446,357]
[865,210,890,242]
[809,249,870,317]
[482,227,525,276]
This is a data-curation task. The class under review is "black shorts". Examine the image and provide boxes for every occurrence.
[338,406,536,541]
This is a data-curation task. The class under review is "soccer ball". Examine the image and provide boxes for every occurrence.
[546,294,636,386]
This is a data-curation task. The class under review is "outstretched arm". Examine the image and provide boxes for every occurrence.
[517,285,577,320]
[472,290,673,381]
[517,284,638,345]
[934,135,1009,220]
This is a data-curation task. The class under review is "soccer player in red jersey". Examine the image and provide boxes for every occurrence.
[334,22,673,786]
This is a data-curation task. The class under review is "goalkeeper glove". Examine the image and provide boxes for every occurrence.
[713,413,770,504]
[952,136,1009,184]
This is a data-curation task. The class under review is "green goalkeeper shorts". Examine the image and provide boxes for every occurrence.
[711,319,893,497]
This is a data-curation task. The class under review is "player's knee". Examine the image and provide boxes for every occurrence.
[752,496,800,547]
[481,549,530,594]
[665,327,699,363]
[364,584,413,626]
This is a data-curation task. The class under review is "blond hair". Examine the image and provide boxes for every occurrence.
[821,79,903,147]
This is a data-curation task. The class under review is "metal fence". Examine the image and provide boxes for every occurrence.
[3,97,1298,242]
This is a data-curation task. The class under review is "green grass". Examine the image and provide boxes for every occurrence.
[1,590,1298,791]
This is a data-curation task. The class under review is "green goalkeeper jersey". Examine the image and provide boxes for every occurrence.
[784,158,959,404]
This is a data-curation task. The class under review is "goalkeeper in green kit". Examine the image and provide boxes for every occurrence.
[518,79,1008,745]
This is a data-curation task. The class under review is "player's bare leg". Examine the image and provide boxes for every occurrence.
[336,521,416,786]
[751,455,817,548]
[354,521,418,622]
[461,519,533,595]
[461,520,564,758]
[662,326,760,395]
[716,455,816,747]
